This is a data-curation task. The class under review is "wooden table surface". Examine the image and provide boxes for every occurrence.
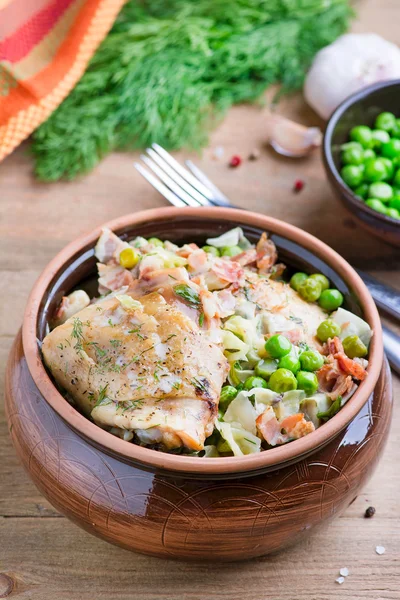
[1,1,399,598]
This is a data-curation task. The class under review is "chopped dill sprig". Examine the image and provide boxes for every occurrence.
[110,339,122,348]
[71,317,84,354]
[94,384,110,407]
[191,377,209,394]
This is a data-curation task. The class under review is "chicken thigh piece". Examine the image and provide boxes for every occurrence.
[42,292,229,451]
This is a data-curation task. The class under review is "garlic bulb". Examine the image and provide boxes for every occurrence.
[304,34,400,120]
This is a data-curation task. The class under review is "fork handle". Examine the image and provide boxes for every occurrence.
[356,269,400,321]
[382,324,400,375]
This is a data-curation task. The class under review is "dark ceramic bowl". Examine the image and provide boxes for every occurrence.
[5,208,391,560]
[323,79,400,247]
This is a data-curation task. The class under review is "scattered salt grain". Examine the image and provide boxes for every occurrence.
[213,146,225,159]
[339,567,349,577]
[376,546,385,555]
[336,577,345,584]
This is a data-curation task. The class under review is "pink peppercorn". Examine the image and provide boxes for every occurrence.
[293,179,305,193]
[229,155,242,168]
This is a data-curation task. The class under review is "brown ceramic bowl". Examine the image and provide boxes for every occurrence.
[323,79,400,247]
[5,207,391,560]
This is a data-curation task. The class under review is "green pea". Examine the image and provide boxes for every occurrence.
[354,183,369,199]
[309,273,329,292]
[341,145,364,165]
[341,165,364,188]
[220,245,242,257]
[364,158,388,182]
[265,334,292,359]
[386,207,400,219]
[341,142,363,152]
[342,335,368,359]
[350,125,373,148]
[363,149,376,161]
[278,351,301,374]
[380,157,394,180]
[392,169,400,188]
[371,129,390,149]
[148,237,164,247]
[316,319,341,342]
[202,245,220,257]
[367,182,393,202]
[290,272,308,291]
[389,196,400,211]
[318,289,344,311]
[268,368,298,393]
[296,371,319,395]
[374,112,396,133]
[255,359,278,380]
[298,278,322,302]
[219,386,238,411]
[392,119,400,138]
[381,139,400,159]
[365,199,388,214]
[243,376,268,391]
[299,350,324,372]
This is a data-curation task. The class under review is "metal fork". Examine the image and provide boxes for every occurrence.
[135,144,400,373]
[134,143,232,209]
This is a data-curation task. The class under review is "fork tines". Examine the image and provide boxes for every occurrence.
[134,143,231,208]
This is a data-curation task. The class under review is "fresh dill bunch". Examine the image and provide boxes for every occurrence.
[32,0,352,181]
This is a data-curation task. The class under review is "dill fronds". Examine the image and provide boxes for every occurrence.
[32,0,352,181]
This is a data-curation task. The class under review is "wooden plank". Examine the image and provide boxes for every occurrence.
[0,516,399,600]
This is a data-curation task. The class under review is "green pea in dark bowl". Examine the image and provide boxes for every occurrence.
[323,79,400,247]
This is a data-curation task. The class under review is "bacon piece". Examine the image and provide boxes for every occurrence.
[176,243,200,258]
[131,267,190,295]
[316,360,356,400]
[256,232,278,274]
[335,352,367,381]
[97,264,134,294]
[256,407,283,446]
[269,263,286,280]
[214,289,236,318]
[95,227,129,264]
[323,336,344,356]
[209,258,244,287]
[280,413,315,439]
[256,409,315,446]
[187,249,209,274]
[231,248,257,267]
[328,374,354,400]
[316,360,341,391]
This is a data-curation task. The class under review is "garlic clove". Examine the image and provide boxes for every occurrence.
[268,115,322,158]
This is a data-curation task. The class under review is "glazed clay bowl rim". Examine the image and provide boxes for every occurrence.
[323,79,400,227]
[22,207,383,475]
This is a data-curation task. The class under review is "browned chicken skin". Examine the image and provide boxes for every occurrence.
[42,292,229,451]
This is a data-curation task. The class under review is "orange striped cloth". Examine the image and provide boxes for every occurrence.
[0,0,125,162]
